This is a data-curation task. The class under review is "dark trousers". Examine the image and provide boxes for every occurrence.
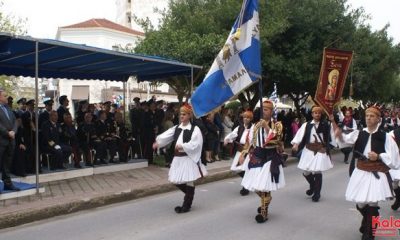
[105,138,117,161]
[12,147,26,176]
[44,144,72,168]
[0,142,15,183]
[142,132,155,163]
[118,140,130,162]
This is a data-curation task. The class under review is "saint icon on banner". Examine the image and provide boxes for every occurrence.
[325,69,339,101]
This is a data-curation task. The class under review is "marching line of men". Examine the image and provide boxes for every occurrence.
[149,101,400,240]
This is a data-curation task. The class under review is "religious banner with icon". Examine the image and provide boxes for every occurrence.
[314,48,353,115]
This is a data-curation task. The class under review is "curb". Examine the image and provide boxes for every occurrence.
[0,157,299,229]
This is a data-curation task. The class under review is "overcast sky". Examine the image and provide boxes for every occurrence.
[2,0,399,43]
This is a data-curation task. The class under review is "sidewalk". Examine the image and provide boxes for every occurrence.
[0,153,298,229]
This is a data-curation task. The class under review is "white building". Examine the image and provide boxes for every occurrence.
[116,0,169,31]
[55,18,177,116]
[56,18,144,50]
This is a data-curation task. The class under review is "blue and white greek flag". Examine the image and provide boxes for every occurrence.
[191,0,261,117]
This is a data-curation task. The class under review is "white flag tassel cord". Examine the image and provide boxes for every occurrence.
[191,0,261,117]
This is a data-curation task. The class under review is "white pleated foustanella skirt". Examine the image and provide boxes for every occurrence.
[346,168,393,203]
[297,148,333,172]
[230,151,250,172]
[390,169,400,181]
[168,156,208,184]
[241,161,285,192]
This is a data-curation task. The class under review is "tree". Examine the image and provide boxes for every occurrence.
[134,0,290,105]
[133,0,400,111]
[0,1,27,99]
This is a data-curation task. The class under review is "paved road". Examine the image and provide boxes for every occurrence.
[1,153,400,240]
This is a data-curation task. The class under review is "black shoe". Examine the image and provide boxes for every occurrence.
[240,187,249,196]
[74,163,82,169]
[4,183,21,191]
[175,206,190,214]
[312,193,320,202]
[391,188,400,210]
[255,214,268,223]
[344,160,349,164]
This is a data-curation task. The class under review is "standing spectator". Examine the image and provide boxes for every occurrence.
[213,108,224,161]
[75,100,89,126]
[7,96,13,109]
[142,101,157,164]
[221,108,234,159]
[22,99,36,173]
[155,100,165,133]
[129,97,143,159]
[39,99,54,129]
[161,111,175,167]
[0,88,20,191]
[12,113,27,177]
[57,95,70,124]
[204,113,219,163]
[291,117,301,138]
[114,112,130,162]
[16,97,26,116]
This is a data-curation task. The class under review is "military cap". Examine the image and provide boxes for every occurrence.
[17,98,26,104]
[44,99,54,106]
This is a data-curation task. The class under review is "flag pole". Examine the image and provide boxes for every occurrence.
[258,77,263,120]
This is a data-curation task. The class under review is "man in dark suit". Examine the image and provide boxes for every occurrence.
[39,99,54,129]
[41,110,72,170]
[22,99,36,173]
[16,97,26,117]
[0,88,20,192]
[57,95,70,124]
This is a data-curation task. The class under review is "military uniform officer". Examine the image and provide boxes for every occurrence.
[60,112,82,168]
[41,110,72,170]
[21,99,36,173]
[95,110,117,164]
[77,112,104,166]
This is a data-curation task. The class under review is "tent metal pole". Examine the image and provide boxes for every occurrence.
[123,81,126,123]
[35,41,40,193]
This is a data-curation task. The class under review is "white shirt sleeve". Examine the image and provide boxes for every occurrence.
[224,126,239,143]
[291,122,306,145]
[155,126,177,148]
[340,129,360,145]
[381,132,400,169]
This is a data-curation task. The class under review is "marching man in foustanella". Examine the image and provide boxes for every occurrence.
[152,103,207,214]
[387,127,400,212]
[333,106,400,240]
[291,105,335,202]
[239,100,286,223]
[224,110,254,196]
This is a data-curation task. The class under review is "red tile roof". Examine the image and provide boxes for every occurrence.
[60,18,145,36]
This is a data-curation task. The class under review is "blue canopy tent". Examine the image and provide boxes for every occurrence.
[0,32,202,192]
